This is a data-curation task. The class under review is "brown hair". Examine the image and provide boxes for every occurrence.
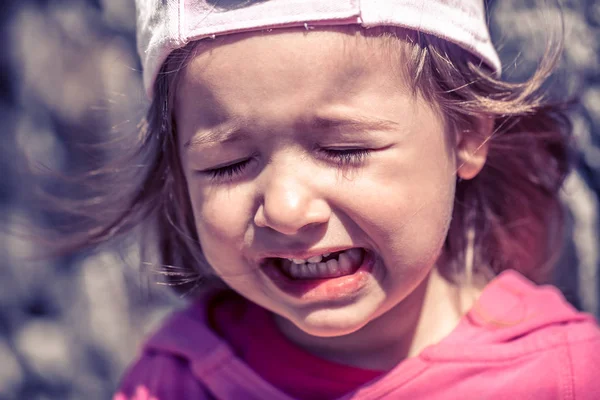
[55,27,572,295]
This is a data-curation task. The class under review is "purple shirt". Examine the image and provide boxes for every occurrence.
[115,270,600,399]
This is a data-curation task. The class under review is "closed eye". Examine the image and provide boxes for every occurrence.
[198,148,371,182]
[199,157,255,181]
[319,148,371,167]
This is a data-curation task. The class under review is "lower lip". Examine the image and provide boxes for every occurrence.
[262,251,376,301]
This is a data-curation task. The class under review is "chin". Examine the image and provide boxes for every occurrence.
[287,303,379,338]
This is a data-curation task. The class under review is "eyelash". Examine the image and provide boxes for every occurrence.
[320,148,371,167]
[203,148,371,181]
[205,158,255,180]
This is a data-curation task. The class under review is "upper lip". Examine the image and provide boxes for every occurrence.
[257,246,362,263]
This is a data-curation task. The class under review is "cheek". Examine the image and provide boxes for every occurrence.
[352,173,454,261]
[397,180,455,264]
[395,115,456,255]
[186,183,255,269]
[342,129,456,265]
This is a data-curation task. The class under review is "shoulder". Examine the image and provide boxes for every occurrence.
[114,295,227,400]
[113,349,212,400]
[565,321,600,399]
[476,270,600,397]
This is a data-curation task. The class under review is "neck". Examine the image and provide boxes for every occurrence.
[275,267,487,371]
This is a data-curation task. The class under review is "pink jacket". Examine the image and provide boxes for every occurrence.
[115,270,600,399]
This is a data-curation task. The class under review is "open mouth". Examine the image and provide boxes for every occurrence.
[265,248,366,280]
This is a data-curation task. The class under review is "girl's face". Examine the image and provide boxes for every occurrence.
[175,29,482,338]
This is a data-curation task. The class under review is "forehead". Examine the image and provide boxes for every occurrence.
[175,27,411,124]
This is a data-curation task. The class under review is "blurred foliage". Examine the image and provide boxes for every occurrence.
[0,0,598,399]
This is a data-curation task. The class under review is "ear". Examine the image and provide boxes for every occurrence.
[456,116,493,180]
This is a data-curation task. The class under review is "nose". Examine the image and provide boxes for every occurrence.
[254,173,331,236]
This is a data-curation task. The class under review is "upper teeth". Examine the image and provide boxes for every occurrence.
[289,252,331,264]
[282,248,364,280]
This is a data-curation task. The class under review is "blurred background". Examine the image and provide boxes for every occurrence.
[0,0,599,399]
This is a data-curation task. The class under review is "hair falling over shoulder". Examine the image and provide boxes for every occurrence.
[51,26,573,295]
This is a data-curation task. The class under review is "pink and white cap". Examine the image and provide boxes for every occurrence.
[136,0,502,97]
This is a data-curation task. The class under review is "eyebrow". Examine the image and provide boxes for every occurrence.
[184,120,248,149]
[308,115,400,132]
[184,114,399,149]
